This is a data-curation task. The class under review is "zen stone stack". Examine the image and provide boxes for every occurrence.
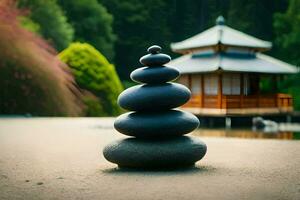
[103,45,207,169]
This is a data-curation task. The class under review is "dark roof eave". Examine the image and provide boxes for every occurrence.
[179,69,298,75]
[171,43,271,54]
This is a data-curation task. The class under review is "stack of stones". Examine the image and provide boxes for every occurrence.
[103,45,207,169]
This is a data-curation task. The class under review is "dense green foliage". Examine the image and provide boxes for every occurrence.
[57,0,115,61]
[59,43,123,116]
[274,0,300,110]
[0,2,82,116]
[99,0,173,79]
[274,0,300,65]
[18,0,74,51]
[227,0,288,41]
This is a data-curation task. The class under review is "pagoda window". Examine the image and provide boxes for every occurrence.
[191,74,202,95]
[178,75,189,88]
[226,47,253,55]
[222,73,241,95]
[204,74,218,95]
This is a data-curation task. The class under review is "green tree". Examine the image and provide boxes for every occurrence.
[169,0,229,42]
[100,0,175,79]
[57,0,115,61]
[18,0,74,51]
[274,0,300,65]
[0,1,82,116]
[227,0,288,41]
[59,42,123,116]
[274,0,300,110]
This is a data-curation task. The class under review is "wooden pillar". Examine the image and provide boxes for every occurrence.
[273,75,278,107]
[257,75,260,108]
[218,73,223,108]
[188,74,192,89]
[240,73,244,108]
[200,74,204,108]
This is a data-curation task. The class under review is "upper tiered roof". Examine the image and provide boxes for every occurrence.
[167,51,298,74]
[171,16,272,54]
[168,16,298,74]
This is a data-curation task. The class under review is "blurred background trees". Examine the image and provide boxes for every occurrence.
[274,0,300,66]
[0,0,299,115]
[57,0,116,61]
[274,0,300,110]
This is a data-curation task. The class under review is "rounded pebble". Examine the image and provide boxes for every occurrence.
[118,83,190,111]
[114,110,199,137]
[103,136,207,169]
[139,53,171,66]
[130,66,179,84]
[147,45,161,54]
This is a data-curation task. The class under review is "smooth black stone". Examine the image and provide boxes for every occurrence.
[114,110,199,137]
[147,45,161,54]
[130,66,179,84]
[139,53,171,66]
[103,136,207,169]
[118,83,190,111]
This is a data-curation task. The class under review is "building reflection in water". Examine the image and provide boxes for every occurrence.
[192,129,300,140]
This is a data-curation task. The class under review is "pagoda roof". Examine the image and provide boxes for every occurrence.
[171,16,272,53]
[167,51,298,74]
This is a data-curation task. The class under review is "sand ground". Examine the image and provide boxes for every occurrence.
[0,118,299,200]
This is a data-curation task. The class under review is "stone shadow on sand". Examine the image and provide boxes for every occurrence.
[101,164,217,176]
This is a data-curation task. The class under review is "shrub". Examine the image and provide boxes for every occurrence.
[0,1,83,116]
[59,42,123,116]
[81,91,105,117]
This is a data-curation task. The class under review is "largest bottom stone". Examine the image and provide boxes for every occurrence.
[103,136,207,169]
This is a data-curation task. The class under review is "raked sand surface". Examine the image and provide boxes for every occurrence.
[0,118,299,200]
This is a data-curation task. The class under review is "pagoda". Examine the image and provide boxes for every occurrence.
[168,16,298,120]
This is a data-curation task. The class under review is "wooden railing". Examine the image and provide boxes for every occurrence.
[183,93,293,110]
[277,93,293,109]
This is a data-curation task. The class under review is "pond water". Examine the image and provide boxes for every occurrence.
[192,128,300,140]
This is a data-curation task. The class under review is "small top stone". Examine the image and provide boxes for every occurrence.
[140,45,171,66]
[147,45,161,54]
